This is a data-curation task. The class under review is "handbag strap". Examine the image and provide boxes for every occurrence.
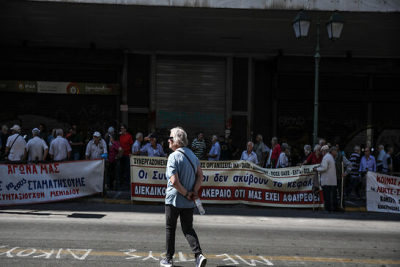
[177,149,196,175]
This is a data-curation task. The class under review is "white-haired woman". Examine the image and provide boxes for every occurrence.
[303,144,322,165]
[160,127,207,267]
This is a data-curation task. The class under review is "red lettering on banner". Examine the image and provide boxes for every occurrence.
[48,164,55,174]
[8,165,14,174]
[41,165,48,174]
[54,164,60,173]
[19,165,25,174]
[377,186,394,195]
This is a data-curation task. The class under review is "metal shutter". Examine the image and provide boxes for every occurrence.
[155,55,226,142]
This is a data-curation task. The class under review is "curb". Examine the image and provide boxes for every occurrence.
[86,198,369,212]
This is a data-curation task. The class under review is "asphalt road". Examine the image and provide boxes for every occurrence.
[0,202,399,267]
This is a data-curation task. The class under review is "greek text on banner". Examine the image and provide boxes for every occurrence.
[130,156,323,208]
[366,172,400,213]
[0,160,104,206]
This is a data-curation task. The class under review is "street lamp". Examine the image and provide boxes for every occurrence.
[292,10,345,145]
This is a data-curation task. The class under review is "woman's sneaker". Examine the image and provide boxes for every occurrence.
[160,258,173,267]
[196,254,207,267]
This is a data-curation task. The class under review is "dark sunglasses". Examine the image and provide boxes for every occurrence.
[168,137,173,140]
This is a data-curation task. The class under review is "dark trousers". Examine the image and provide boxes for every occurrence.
[322,185,339,212]
[120,155,130,187]
[165,205,202,260]
[346,177,360,198]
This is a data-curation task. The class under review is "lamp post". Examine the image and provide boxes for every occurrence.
[293,10,345,145]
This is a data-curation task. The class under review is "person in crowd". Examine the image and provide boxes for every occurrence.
[39,123,47,141]
[359,147,376,173]
[69,126,84,161]
[47,128,57,145]
[240,141,258,164]
[302,145,312,163]
[135,134,166,157]
[276,143,290,168]
[49,129,71,162]
[85,132,107,159]
[266,137,281,168]
[358,147,376,199]
[24,128,48,163]
[5,125,26,163]
[104,126,115,147]
[382,147,394,173]
[119,124,133,187]
[207,135,221,161]
[314,145,338,213]
[253,134,270,167]
[393,146,400,172]
[319,138,327,147]
[335,143,346,157]
[303,144,322,165]
[219,135,230,160]
[330,146,352,211]
[160,127,206,267]
[107,135,122,190]
[65,127,73,140]
[376,144,386,171]
[132,132,144,154]
[191,131,206,160]
[346,146,362,199]
[0,125,9,161]
[227,135,239,160]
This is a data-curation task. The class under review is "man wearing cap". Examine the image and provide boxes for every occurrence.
[313,145,338,213]
[5,125,26,163]
[85,132,108,159]
[135,134,166,157]
[25,128,48,163]
[49,129,72,161]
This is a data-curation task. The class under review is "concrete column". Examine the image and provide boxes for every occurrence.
[247,57,254,141]
[121,52,129,127]
[225,57,233,138]
[149,54,157,133]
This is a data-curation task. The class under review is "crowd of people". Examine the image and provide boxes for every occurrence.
[1,124,399,196]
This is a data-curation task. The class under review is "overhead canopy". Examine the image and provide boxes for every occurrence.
[0,1,399,58]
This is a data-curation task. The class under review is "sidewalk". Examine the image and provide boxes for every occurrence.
[86,188,368,212]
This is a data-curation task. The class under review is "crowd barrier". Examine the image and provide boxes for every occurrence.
[0,159,104,206]
[130,156,324,208]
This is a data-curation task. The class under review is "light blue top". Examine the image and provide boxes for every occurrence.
[377,149,386,167]
[132,140,141,153]
[140,143,165,157]
[359,155,376,172]
[165,147,199,208]
[240,150,258,164]
[208,141,221,161]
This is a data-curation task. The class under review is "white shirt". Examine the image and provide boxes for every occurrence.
[85,139,107,159]
[276,152,289,168]
[6,134,26,161]
[316,153,337,186]
[26,136,48,162]
[49,136,72,161]
[240,150,258,164]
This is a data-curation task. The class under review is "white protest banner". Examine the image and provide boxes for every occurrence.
[130,156,323,208]
[0,160,104,206]
[366,172,400,213]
